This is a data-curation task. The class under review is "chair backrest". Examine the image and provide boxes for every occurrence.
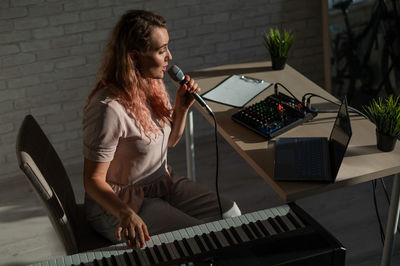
[16,115,80,254]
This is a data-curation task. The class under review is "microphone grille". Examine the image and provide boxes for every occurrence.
[167,65,185,82]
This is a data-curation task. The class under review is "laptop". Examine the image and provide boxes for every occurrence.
[273,97,352,182]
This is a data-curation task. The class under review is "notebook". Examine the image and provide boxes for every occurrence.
[273,97,352,182]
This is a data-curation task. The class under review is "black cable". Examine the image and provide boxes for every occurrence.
[372,179,386,245]
[274,83,302,104]
[210,111,223,219]
[380,178,391,204]
[304,93,370,119]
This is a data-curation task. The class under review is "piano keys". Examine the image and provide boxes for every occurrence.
[30,203,345,266]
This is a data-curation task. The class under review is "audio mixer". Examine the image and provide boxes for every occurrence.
[231,92,316,139]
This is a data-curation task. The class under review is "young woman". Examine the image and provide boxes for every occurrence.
[82,10,241,250]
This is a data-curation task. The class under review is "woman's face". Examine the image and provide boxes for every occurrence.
[136,27,172,79]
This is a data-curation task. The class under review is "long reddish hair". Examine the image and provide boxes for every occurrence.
[86,10,172,139]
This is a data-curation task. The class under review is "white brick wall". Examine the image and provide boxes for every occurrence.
[0,0,324,179]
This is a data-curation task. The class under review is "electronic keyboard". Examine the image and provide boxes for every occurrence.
[30,203,345,266]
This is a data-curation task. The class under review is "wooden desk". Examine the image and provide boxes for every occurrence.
[189,61,400,266]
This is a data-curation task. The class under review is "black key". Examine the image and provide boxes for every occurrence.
[173,240,185,257]
[182,238,194,256]
[101,257,110,266]
[110,255,118,266]
[145,247,156,265]
[256,220,270,236]
[166,242,180,259]
[214,231,229,247]
[268,217,282,233]
[131,250,142,266]
[222,228,235,245]
[249,222,262,238]
[210,231,222,249]
[123,252,133,266]
[153,245,164,263]
[186,237,201,254]
[233,225,250,242]
[261,219,277,235]
[229,227,243,243]
[275,216,289,231]
[194,235,207,253]
[287,213,301,228]
[161,243,172,261]
[201,233,214,250]
[241,224,255,240]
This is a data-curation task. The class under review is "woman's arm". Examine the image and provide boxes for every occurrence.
[168,75,200,147]
[83,158,150,248]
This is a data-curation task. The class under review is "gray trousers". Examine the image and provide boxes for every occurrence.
[85,171,234,243]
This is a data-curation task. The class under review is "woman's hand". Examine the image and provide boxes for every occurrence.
[169,74,201,147]
[175,74,201,110]
[116,209,151,249]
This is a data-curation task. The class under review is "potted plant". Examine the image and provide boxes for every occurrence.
[263,27,295,70]
[363,95,400,152]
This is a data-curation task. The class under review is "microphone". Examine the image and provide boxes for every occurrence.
[167,65,213,115]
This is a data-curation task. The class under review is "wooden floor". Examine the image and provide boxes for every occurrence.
[1,132,400,266]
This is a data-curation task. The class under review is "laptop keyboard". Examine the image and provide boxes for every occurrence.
[295,139,325,177]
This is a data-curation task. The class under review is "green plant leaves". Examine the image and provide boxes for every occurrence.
[363,95,400,137]
[263,27,295,57]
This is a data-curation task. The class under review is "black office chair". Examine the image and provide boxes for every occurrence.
[16,114,112,255]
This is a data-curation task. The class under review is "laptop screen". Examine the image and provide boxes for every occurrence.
[329,97,352,179]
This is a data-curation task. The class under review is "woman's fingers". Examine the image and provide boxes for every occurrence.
[143,223,151,241]
[136,225,146,248]
[183,75,200,94]
[121,224,149,249]
[124,226,136,248]
[116,226,123,241]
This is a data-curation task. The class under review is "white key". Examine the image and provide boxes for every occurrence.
[164,232,175,243]
[225,217,236,227]
[198,223,210,234]
[244,212,257,223]
[158,233,168,244]
[178,228,190,239]
[239,215,250,225]
[151,235,162,246]
[231,216,243,227]
[219,219,230,229]
[171,230,183,241]
[191,225,203,235]
[212,221,223,231]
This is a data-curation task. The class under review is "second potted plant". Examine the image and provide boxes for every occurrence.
[263,27,295,70]
[363,95,400,152]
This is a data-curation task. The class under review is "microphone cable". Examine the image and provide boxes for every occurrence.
[168,64,223,218]
[209,111,223,219]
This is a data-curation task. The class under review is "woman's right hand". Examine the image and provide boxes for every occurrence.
[116,209,151,249]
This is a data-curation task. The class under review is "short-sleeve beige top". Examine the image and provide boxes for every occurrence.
[83,88,172,212]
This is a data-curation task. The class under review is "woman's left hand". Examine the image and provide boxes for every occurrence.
[175,74,201,110]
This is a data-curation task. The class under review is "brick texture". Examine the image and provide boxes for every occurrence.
[0,0,324,179]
